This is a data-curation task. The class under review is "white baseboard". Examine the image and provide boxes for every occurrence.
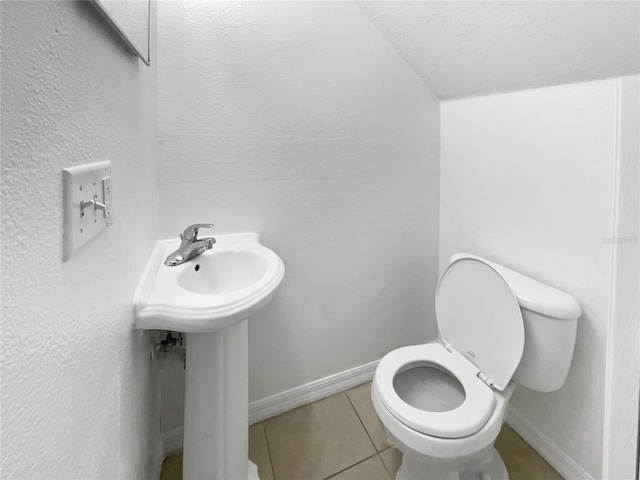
[507,406,595,480]
[161,359,379,455]
[249,359,379,424]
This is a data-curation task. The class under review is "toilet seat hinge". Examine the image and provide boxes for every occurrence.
[442,340,454,353]
[477,371,495,388]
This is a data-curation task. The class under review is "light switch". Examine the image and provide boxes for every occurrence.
[62,161,112,261]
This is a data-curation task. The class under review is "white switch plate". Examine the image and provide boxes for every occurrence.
[63,161,112,261]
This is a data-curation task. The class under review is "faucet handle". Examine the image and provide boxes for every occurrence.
[181,223,214,242]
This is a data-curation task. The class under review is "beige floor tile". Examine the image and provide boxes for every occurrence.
[346,383,391,451]
[159,453,183,480]
[495,424,564,480]
[264,393,376,480]
[158,397,561,480]
[328,455,392,480]
[379,447,403,479]
[249,423,274,480]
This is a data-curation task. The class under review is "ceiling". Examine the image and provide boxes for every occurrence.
[357,1,640,99]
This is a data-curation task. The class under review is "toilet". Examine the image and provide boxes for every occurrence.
[372,253,581,480]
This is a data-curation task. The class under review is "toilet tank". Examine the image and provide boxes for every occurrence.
[450,254,582,392]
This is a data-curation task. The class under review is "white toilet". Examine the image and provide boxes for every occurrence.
[372,253,581,480]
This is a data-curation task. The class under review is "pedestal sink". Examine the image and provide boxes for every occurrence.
[134,233,284,480]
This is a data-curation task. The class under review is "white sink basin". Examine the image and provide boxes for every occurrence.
[177,250,268,295]
[134,233,284,333]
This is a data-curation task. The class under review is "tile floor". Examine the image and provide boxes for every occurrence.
[160,382,563,480]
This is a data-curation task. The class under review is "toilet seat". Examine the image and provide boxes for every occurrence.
[374,343,496,439]
[373,256,525,441]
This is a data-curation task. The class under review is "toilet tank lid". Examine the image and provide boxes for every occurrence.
[450,254,582,320]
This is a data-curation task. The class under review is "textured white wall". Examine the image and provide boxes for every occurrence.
[1,2,162,478]
[358,1,640,99]
[440,78,621,478]
[156,0,440,419]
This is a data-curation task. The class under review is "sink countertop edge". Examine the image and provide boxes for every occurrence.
[132,241,165,324]
[136,262,284,321]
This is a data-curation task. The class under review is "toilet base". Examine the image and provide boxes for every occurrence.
[396,446,508,480]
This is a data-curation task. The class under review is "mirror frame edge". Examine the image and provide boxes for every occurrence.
[90,0,151,66]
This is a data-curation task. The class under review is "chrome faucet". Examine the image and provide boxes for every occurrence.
[164,223,216,266]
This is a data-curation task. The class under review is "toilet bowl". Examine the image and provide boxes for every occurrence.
[372,254,582,480]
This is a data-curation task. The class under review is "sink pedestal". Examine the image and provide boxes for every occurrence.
[183,319,258,480]
[133,233,284,478]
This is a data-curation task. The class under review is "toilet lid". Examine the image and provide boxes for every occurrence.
[436,257,524,391]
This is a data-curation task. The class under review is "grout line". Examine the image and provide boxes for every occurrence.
[379,451,395,479]
[378,446,400,479]
[345,386,397,478]
[261,422,277,480]
[261,389,385,480]
[378,453,393,480]
[323,452,380,480]
[345,386,379,452]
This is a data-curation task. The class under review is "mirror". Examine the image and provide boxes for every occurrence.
[91,0,150,65]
